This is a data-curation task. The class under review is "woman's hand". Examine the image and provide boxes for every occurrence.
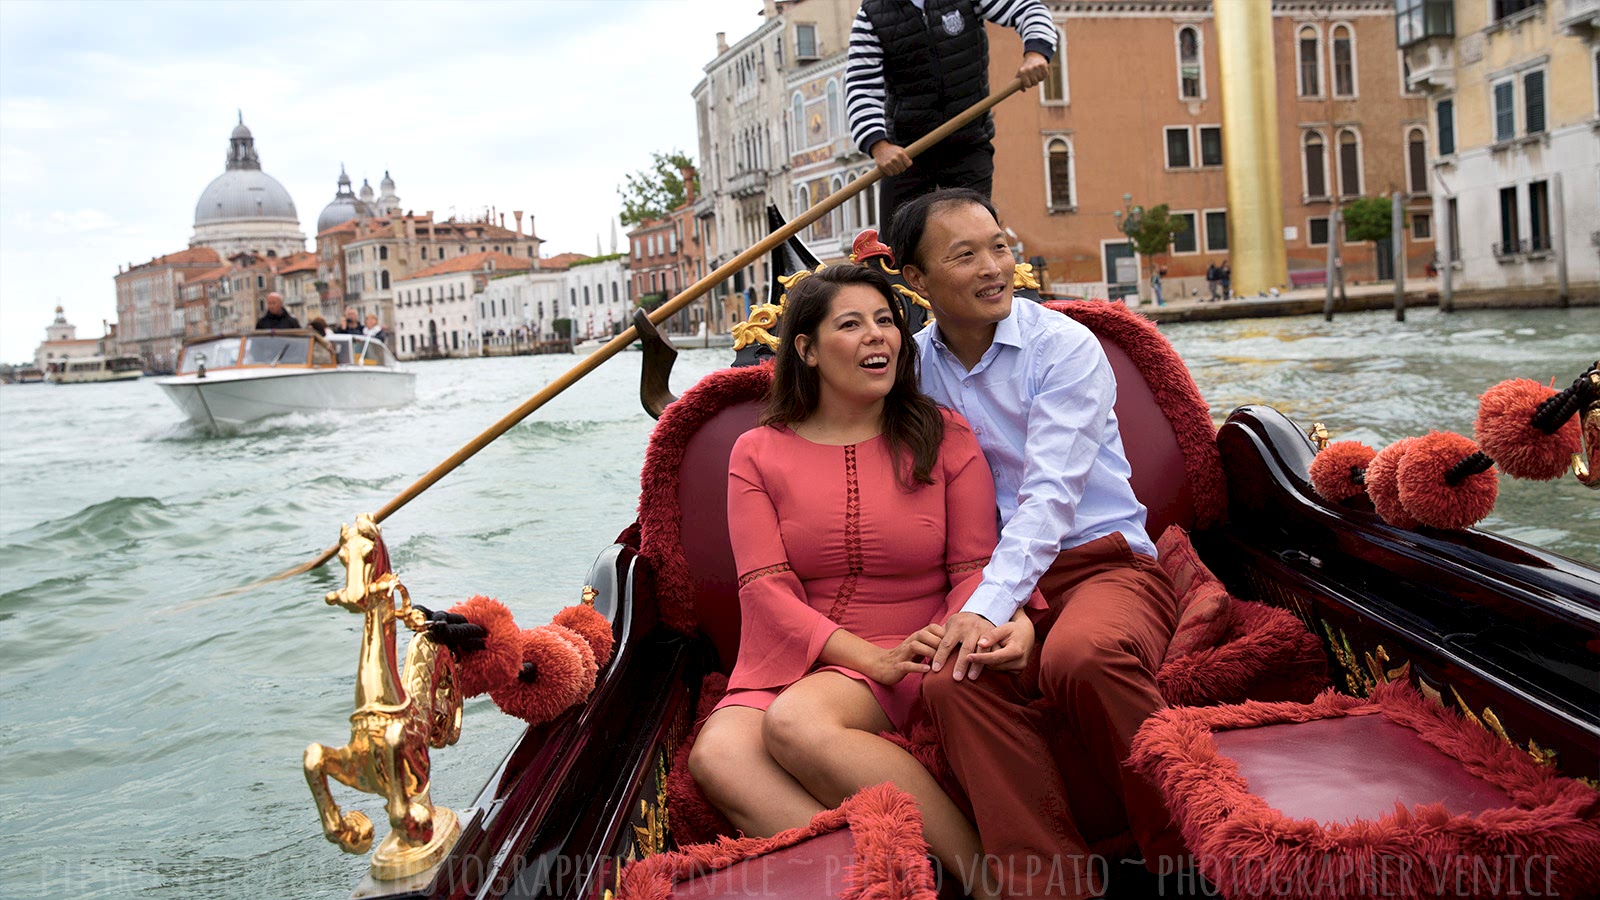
[965,608,1034,674]
[870,623,945,685]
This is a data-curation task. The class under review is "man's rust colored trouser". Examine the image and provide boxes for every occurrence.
[922,533,1186,899]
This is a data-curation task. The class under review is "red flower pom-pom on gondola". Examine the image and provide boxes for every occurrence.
[1309,440,1377,503]
[552,603,616,667]
[1475,378,1580,481]
[1397,431,1499,531]
[1366,438,1420,528]
[446,595,523,697]
[489,626,591,726]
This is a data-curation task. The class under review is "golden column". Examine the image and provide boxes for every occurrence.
[1215,0,1289,295]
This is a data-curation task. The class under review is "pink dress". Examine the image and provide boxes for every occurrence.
[715,409,1043,732]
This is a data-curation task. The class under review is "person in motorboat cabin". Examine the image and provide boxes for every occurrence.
[363,314,391,347]
[892,188,1185,898]
[336,307,363,335]
[687,264,1036,900]
[254,291,300,330]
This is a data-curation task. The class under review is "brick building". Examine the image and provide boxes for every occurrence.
[627,168,714,335]
[114,247,223,371]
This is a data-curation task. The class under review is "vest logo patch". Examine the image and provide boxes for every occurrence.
[941,10,964,35]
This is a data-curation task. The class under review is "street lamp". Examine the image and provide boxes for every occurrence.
[1112,193,1145,239]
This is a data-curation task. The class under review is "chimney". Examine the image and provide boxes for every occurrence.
[513,210,524,234]
[716,31,728,54]
[528,216,536,239]
[680,164,697,204]
[425,210,433,221]
[499,213,506,229]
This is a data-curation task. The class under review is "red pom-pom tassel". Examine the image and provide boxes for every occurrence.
[1398,431,1498,531]
[1366,438,1420,528]
[1310,440,1377,503]
[1475,378,1580,481]
[446,595,523,697]
[546,623,598,699]
[488,626,589,725]
[552,604,616,667]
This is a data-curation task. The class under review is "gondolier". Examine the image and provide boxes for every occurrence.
[846,0,1056,235]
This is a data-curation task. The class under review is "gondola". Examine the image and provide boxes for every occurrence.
[298,206,1600,899]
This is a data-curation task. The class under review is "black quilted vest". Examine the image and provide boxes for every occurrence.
[861,0,992,146]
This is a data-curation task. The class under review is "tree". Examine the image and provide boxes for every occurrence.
[618,151,697,227]
[1343,195,1400,281]
[1126,205,1188,299]
[552,318,573,339]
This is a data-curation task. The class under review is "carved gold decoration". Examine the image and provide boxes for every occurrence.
[873,258,902,276]
[303,514,464,880]
[1012,262,1040,290]
[731,303,784,352]
[893,283,931,312]
[1576,395,1598,489]
[581,585,598,607]
[1307,421,1330,452]
[1323,622,1373,696]
[631,751,670,858]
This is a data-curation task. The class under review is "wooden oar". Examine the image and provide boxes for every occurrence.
[222,77,1027,597]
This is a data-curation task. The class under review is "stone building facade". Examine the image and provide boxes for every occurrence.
[190,118,306,259]
[561,255,633,341]
[114,247,223,371]
[391,251,534,358]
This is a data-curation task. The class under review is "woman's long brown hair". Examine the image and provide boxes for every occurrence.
[762,265,944,489]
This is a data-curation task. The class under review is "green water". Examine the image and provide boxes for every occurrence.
[0,308,1592,898]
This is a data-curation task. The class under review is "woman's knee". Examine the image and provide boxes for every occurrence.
[688,714,761,797]
[761,694,840,768]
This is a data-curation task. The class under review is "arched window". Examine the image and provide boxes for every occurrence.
[1406,127,1429,195]
[826,79,841,138]
[843,173,858,233]
[792,93,806,148]
[1045,138,1073,210]
[379,246,389,260]
[380,270,390,290]
[1177,26,1202,100]
[1337,128,1361,197]
[1331,24,1356,97]
[1298,25,1321,97]
[796,185,811,237]
[829,175,845,237]
[1302,131,1327,199]
[1043,25,1067,102]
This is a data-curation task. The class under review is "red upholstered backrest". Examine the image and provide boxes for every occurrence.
[637,303,1225,672]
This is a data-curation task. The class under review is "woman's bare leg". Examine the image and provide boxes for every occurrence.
[688,706,826,837]
[763,673,998,900]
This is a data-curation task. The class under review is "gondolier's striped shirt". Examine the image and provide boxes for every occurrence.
[846,0,1058,154]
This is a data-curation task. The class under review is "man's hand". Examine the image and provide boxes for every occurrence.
[966,610,1034,673]
[1017,51,1050,89]
[871,623,944,685]
[871,140,912,176]
[931,611,998,682]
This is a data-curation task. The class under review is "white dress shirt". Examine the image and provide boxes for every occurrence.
[916,297,1154,626]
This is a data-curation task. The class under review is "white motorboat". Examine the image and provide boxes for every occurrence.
[46,355,144,384]
[155,331,415,430]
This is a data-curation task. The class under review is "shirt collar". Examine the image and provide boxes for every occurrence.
[921,299,1026,360]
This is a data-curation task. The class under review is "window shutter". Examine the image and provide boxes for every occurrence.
[1524,71,1545,135]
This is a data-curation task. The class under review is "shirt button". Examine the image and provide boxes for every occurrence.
[973,426,982,435]
[963,379,972,387]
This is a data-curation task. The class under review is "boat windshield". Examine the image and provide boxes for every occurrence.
[243,335,311,367]
[331,340,353,365]
[353,339,393,367]
[179,338,242,373]
[311,341,337,367]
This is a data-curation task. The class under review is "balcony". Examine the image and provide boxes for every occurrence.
[1561,0,1600,34]
[728,168,767,199]
[1401,41,1454,93]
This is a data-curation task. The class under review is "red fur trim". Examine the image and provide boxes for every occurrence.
[1310,440,1378,504]
[552,603,616,667]
[637,364,774,634]
[1476,378,1581,481]
[618,782,936,900]
[446,595,522,697]
[665,673,735,845]
[547,623,598,699]
[1157,600,1329,707]
[1366,438,1420,528]
[1045,301,1228,529]
[487,625,590,726]
[1130,682,1600,899]
[1397,431,1499,531]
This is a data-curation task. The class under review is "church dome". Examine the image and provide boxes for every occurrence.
[316,164,371,234]
[193,116,299,226]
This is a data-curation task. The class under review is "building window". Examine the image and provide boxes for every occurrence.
[1498,186,1520,256]
[1171,211,1198,253]
[829,175,845,236]
[1407,128,1429,195]
[1396,0,1454,48]
[421,247,428,260]
[795,23,818,59]
[1298,25,1322,97]
[1330,24,1356,97]
[1177,25,1202,100]
[1045,138,1073,209]
[792,93,805,148]
[1523,70,1545,135]
[1164,126,1192,168]
[1528,180,1551,252]
[1493,79,1515,142]
[1204,209,1228,251]
[1411,212,1432,240]
[826,79,841,137]
[1436,98,1455,155]
[1309,216,1331,246]
[1198,126,1222,166]
[1303,131,1328,198]
[1492,0,1542,23]
[379,246,388,260]
[1337,128,1361,197]
[1043,25,1067,103]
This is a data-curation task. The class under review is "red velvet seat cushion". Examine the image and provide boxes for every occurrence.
[1130,682,1600,900]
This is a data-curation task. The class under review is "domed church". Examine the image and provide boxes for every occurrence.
[316,164,372,235]
[190,114,306,258]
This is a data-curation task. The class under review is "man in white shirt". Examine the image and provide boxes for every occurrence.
[893,188,1183,897]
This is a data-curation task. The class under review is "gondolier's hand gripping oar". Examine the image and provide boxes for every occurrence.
[228,77,1029,596]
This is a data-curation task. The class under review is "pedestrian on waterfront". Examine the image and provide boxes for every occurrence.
[1220,259,1232,300]
[892,188,1184,898]
[1205,261,1220,302]
[689,265,1025,900]
[254,292,300,330]
[309,317,330,337]
[846,0,1057,237]
[338,307,362,334]
[363,314,390,347]
[1152,265,1166,306]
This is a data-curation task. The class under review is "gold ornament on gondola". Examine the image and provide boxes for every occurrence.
[1012,261,1040,290]
[302,514,464,880]
[732,303,785,352]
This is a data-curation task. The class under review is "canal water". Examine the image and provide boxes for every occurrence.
[0,307,1593,898]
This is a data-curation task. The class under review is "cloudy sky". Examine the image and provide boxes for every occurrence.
[0,0,767,363]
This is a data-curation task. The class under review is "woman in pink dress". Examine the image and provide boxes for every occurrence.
[687,265,1038,897]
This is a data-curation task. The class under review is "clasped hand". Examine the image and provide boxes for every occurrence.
[871,609,1034,686]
